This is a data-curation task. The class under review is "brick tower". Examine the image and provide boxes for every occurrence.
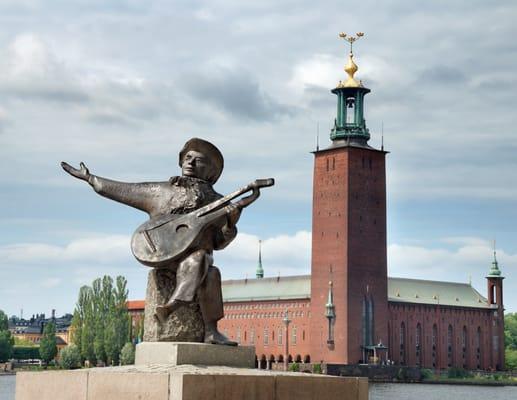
[486,249,505,369]
[310,33,388,364]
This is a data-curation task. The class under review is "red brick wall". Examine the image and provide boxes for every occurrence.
[388,302,499,370]
[310,145,388,364]
[218,298,312,365]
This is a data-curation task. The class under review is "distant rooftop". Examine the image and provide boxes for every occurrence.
[388,277,490,308]
[222,275,311,302]
[221,275,491,309]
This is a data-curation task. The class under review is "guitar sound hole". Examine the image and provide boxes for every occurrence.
[176,224,189,233]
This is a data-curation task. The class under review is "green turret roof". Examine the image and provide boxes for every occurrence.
[487,251,504,278]
[256,240,264,279]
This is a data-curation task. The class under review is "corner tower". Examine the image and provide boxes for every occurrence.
[486,247,505,369]
[310,33,388,364]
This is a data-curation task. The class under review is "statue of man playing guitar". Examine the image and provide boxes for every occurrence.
[61,138,273,346]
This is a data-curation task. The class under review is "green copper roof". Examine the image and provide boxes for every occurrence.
[222,275,311,302]
[487,251,503,278]
[222,275,490,309]
[256,240,264,279]
[388,277,489,309]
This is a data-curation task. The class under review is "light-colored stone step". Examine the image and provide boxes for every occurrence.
[16,364,368,400]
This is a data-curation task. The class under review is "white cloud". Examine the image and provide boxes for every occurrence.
[289,54,342,92]
[0,235,131,265]
[388,239,516,286]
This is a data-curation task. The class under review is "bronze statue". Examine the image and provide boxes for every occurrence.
[62,138,273,345]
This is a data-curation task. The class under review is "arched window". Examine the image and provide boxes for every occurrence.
[416,323,422,366]
[362,296,374,347]
[462,326,468,368]
[250,328,255,345]
[447,325,453,367]
[278,327,283,345]
[268,355,275,370]
[400,322,406,365]
[476,327,482,369]
[264,328,269,345]
[292,326,297,345]
[346,96,356,123]
[432,324,438,368]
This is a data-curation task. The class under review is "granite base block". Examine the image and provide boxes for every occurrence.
[15,365,368,400]
[135,342,256,368]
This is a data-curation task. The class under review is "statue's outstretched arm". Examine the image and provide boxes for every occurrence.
[61,161,164,215]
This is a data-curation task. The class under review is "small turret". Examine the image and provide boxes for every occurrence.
[256,240,264,279]
[487,250,503,278]
[325,281,336,345]
[486,245,504,307]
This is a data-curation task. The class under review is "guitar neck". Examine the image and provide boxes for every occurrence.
[196,183,253,218]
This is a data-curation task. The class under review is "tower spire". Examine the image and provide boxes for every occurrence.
[330,32,371,146]
[487,240,503,278]
[337,32,364,88]
[256,239,264,279]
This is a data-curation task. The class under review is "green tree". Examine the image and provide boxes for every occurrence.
[0,331,14,362]
[39,322,57,365]
[70,309,82,357]
[71,275,130,366]
[505,313,517,350]
[120,342,135,365]
[506,349,517,370]
[0,309,14,362]
[0,310,8,331]
[59,344,81,369]
[92,277,107,364]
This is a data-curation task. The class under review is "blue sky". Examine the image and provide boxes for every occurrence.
[0,0,516,318]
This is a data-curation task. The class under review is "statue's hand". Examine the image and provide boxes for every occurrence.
[61,161,91,182]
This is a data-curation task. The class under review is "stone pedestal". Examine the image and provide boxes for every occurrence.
[143,269,204,342]
[16,341,368,399]
[135,342,255,368]
[16,365,368,400]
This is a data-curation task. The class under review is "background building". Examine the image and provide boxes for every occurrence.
[129,40,505,371]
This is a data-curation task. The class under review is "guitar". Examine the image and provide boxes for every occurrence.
[131,178,274,267]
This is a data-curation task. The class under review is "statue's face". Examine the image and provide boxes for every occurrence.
[181,150,212,181]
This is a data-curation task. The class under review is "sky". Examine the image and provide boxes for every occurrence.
[0,0,516,319]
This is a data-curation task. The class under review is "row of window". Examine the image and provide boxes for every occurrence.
[324,157,374,172]
[398,323,483,368]
[226,326,305,346]
[225,311,307,320]
[224,302,308,311]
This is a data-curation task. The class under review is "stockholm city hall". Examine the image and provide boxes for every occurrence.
[129,34,505,371]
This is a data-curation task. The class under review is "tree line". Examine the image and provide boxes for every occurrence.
[505,312,517,369]
[70,275,132,366]
[0,310,14,362]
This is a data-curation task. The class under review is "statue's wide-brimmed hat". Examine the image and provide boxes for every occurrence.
[179,138,224,184]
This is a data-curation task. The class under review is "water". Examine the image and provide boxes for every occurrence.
[0,376,16,400]
[369,382,517,400]
[2,375,517,399]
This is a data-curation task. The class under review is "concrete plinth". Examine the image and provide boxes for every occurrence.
[16,365,368,400]
[135,342,255,368]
